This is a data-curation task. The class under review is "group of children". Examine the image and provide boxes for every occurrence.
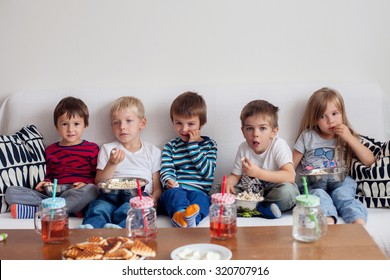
[5,87,375,228]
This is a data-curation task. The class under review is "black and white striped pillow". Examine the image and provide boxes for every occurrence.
[0,125,46,213]
[351,136,390,208]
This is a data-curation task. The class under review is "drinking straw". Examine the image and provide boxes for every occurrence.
[221,175,226,195]
[50,179,58,219]
[302,176,308,198]
[137,179,143,200]
[217,175,227,237]
[302,176,318,236]
[137,179,149,233]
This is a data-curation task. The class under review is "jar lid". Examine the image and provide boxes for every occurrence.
[296,195,320,207]
[130,196,154,208]
[211,193,235,204]
[41,197,66,209]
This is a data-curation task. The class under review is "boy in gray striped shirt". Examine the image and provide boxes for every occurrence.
[159,92,218,228]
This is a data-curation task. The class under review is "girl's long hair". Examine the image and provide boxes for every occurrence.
[296,87,359,169]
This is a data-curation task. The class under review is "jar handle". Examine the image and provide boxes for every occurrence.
[320,212,328,237]
[34,211,42,235]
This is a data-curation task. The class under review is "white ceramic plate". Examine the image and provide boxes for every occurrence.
[171,243,232,260]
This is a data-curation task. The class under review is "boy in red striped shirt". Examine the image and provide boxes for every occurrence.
[5,96,99,218]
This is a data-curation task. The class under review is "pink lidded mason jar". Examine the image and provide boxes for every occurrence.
[126,196,157,241]
[209,193,237,240]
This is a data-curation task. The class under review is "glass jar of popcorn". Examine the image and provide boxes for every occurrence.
[209,193,237,240]
[126,196,157,241]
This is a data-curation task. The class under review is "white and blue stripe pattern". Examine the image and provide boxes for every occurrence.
[16,204,38,219]
[160,136,217,193]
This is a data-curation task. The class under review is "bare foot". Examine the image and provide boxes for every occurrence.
[327,217,336,224]
[352,218,366,225]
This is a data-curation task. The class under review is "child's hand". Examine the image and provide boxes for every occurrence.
[332,124,353,141]
[188,129,202,142]
[109,148,125,164]
[35,181,50,192]
[166,179,179,189]
[73,182,86,189]
[242,157,260,178]
[226,183,236,194]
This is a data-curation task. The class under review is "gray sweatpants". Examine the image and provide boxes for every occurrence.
[5,184,99,214]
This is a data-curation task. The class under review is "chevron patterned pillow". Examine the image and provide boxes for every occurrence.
[351,136,390,208]
[0,125,46,213]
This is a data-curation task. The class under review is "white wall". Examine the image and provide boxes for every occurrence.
[1,0,390,101]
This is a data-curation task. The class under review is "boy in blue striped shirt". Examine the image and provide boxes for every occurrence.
[160,92,218,228]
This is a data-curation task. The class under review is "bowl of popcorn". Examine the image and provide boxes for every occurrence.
[300,167,347,185]
[235,190,264,211]
[98,177,149,195]
[44,183,73,196]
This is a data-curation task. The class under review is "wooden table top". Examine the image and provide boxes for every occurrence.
[0,224,387,260]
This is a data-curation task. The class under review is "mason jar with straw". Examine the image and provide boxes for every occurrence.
[126,180,157,241]
[34,179,69,243]
[292,176,328,242]
[209,175,237,240]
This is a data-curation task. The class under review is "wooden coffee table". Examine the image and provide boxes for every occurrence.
[0,224,386,260]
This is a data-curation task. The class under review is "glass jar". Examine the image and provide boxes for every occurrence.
[34,197,69,243]
[209,193,237,240]
[292,194,328,242]
[126,196,157,241]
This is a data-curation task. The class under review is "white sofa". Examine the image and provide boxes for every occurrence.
[0,83,389,258]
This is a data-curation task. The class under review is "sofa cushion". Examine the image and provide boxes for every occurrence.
[351,136,390,208]
[0,125,46,213]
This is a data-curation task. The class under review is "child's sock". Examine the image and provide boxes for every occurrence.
[256,203,282,219]
[10,204,38,219]
[77,224,94,229]
[172,211,187,228]
[183,204,200,228]
[103,223,122,229]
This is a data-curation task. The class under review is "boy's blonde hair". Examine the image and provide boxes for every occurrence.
[297,87,359,169]
[110,96,145,119]
[170,91,207,126]
[240,100,279,128]
[54,96,89,127]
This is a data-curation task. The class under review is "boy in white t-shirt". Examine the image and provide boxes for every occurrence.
[225,100,299,219]
[80,96,162,228]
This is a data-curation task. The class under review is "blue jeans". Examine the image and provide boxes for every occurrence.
[307,176,368,223]
[159,188,210,225]
[82,190,148,228]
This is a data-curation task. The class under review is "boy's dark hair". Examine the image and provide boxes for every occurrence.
[170,91,207,126]
[53,96,89,127]
[240,100,279,128]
